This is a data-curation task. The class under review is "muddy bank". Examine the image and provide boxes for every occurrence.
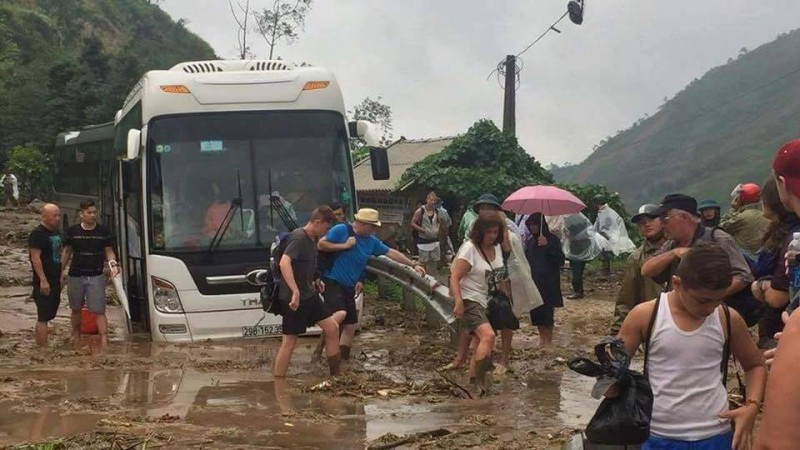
[0,208,621,449]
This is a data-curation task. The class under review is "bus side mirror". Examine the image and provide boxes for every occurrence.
[370,147,390,180]
[126,129,141,160]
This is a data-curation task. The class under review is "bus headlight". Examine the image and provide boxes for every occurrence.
[152,277,184,313]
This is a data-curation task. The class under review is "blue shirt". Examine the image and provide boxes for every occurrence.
[323,224,390,287]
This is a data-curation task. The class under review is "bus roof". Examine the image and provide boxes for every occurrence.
[55,122,114,147]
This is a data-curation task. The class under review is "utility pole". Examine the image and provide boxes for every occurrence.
[502,55,516,136]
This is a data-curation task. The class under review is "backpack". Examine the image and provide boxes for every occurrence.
[414,207,439,245]
[317,223,355,276]
[644,296,732,382]
[644,296,747,404]
[260,232,291,316]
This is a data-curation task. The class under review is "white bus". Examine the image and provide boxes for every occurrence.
[105,59,387,342]
[53,122,115,230]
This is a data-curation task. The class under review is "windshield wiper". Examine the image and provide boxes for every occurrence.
[206,171,245,256]
[206,197,243,256]
[267,169,299,231]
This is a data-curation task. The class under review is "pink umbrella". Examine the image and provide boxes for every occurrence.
[502,185,586,216]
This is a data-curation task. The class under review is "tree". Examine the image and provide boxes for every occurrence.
[348,96,393,161]
[401,119,553,207]
[5,145,50,200]
[229,0,253,59]
[254,0,312,60]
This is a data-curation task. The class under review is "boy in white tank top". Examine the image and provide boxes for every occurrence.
[616,242,766,449]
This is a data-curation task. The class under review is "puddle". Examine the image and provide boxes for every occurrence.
[0,362,600,448]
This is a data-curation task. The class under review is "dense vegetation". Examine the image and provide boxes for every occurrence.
[0,0,216,172]
[555,29,800,209]
[402,120,554,206]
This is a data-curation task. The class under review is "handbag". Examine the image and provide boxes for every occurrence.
[479,246,520,331]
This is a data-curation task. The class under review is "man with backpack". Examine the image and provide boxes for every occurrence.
[317,208,426,360]
[411,191,450,274]
[618,242,765,449]
[273,206,341,378]
[641,194,759,326]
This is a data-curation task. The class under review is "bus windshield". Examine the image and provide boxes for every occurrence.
[146,110,354,253]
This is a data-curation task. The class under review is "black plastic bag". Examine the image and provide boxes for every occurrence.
[487,291,519,330]
[568,338,653,445]
[584,371,653,445]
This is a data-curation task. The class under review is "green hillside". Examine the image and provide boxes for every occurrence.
[554,29,800,209]
[0,0,216,161]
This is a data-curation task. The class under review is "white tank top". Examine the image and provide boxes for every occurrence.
[647,293,730,440]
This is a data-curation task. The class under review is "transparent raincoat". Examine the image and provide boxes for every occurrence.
[506,232,544,315]
[594,206,636,255]
[562,213,606,262]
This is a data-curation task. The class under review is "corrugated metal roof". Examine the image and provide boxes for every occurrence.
[354,137,455,193]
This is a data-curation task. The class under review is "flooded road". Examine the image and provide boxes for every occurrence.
[0,208,615,448]
[0,333,600,448]
[0,293,605,449]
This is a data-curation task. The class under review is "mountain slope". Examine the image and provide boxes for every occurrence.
[0,0,216,159]
[555,29,800,209]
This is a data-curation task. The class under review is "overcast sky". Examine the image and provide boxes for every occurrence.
[159,0,799,166]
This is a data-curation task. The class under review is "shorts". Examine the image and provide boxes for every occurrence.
[643,431,733,450]
[323,279,358,325]
[282,294,332,336]
[530,304,555,327]
[32,277,61,322]
[418,245,441,264]
[67,275,107,314]
[460,299,489,332]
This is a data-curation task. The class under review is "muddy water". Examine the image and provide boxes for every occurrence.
[0,334,600,448]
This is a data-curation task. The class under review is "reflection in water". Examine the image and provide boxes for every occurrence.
[0,334,603,448]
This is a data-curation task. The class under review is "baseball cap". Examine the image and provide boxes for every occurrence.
[655,194,699,218]
[631,204,660,223]
[773,140,800,197]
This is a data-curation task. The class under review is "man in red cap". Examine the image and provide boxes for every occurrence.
[754,139,800,449]
[719,183,769,254]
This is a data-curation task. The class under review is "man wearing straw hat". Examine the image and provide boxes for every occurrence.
[318,208,426,360]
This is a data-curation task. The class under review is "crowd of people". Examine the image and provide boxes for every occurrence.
[20,137,800,448]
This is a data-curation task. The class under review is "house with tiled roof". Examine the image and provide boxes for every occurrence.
[353,136,454,248]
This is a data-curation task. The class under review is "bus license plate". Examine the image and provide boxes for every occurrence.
[242,325,282,338]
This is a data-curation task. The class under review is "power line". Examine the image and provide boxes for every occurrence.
[517,11,569,58]
[487,10,570,81]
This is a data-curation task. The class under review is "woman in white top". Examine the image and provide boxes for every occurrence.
[450,211,510,394]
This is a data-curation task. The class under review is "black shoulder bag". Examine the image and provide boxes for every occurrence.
[479,246,519,331]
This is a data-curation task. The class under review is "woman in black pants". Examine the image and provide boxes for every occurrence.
[525,214,565,346]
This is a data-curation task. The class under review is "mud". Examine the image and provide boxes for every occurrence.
[0,209,619,449]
